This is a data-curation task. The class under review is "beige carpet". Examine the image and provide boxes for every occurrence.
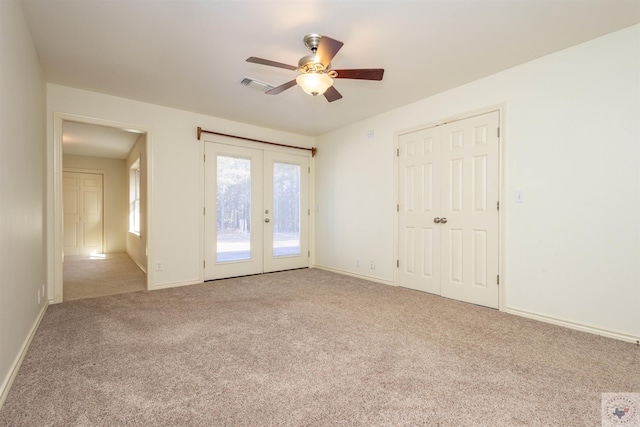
[1,269,638,426]
[64,253,146,301]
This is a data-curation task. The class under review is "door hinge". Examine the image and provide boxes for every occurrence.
[308,250,310,258]
[308,166,310,174]
[204,154,206,162]
[308,208,311,215]
[203,260,206,269]
[397,260,400,268]
[396,148,400,157]
[497,201,500,211]
[497,274,500,285]
[497,127,500,138]
[203,207,206,215]
[397,204,399,212]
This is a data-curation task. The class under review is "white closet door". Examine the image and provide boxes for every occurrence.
[397,126,441,294]
[440,111,500,308]
[397,111,500,309]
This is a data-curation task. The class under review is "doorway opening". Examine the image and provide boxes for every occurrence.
[53,114,151,302]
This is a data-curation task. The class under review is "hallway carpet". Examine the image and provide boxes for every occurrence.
[63,253,146,301]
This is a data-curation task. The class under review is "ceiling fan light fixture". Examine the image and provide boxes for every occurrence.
[247,34,383,102]
[296,72,333,96]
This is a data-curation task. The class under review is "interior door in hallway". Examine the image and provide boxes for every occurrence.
[63,171,104,256]
[397,111,500,309]
[204,143,309,280]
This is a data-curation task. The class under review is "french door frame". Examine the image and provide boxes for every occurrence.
[393,105,506,311]
[200,135,312,282]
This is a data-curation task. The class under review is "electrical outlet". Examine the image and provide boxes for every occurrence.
[370,261,375,270]
[156,262,163,271]
[367,130,375,139]
[515,190,525,203]
[356,259,360,268]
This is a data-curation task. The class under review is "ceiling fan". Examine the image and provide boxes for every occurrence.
[246,33,384,102]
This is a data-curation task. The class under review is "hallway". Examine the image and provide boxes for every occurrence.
[63,253,146,301]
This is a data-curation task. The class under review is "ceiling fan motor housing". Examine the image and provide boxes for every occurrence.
[303,33,322,52]
[299,34,330,73]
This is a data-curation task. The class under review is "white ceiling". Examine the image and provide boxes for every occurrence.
[22,0,640,137]
[63,121,141,159]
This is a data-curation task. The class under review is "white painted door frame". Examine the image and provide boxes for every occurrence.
[52,112,153,303]
[394,105,506,310]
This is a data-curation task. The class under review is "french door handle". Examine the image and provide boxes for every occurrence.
[440,217,448,224]
[433,217,441,223]
[264,218,270,223]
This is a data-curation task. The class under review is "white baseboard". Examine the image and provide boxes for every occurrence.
[130,258,147,274]
[313,266,639,345]
[125,251,147,274]
[150,279,203,291]
[313,264,396,287]
[505,306,640,344]
[0,302,49,410]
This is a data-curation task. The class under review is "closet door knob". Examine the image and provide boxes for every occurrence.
[440,217,448,224]
[265,218,270,223]
[433,217,441,223]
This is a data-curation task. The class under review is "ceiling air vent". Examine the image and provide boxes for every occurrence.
[239,77,274,93]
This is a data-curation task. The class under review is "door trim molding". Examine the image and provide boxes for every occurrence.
[393,103,506,310]
[51,112,153,303]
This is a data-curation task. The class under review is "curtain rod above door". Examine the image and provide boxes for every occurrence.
[197,127,317,157]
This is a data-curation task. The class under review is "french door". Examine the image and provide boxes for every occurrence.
[204,143,309,280]
[397,111,500,309]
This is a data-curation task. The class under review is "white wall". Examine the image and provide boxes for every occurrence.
[63,154,127,253]
[126,134,147,271]
[46,85,314,290]
[0,0,47,405]
[315,25,640,341]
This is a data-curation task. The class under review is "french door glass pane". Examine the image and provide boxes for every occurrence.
[273,162,301,257]
[217,155,251,262]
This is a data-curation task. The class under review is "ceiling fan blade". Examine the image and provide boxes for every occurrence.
[316,36,344,67]
[333,69,385,81]
[246,57,298,71]
[323,86,343,102]
[265,79,298,95]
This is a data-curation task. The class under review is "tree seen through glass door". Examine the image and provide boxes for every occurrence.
[216,155,251,262]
